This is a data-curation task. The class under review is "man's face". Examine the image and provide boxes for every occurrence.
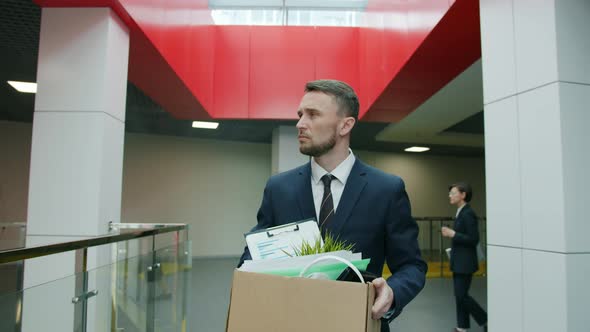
[296,91,342,157]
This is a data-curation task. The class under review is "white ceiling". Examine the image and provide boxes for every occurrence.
[376,59,484,147]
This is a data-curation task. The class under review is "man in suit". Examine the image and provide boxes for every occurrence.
[238,79,427,331]
[442,182,488,332]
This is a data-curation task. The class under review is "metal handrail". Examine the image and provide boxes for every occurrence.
[0,223,187,264]
[0,222,190,332]
[414,216,487,221]
[0,222,27,227]
[413,216,487,278]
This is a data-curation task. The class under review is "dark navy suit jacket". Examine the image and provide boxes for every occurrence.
[239,159,427,321]
[450,204,480,274]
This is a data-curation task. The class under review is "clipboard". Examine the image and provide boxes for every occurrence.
[245,219,322,260]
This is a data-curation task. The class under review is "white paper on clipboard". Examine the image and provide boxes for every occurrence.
[245,219,322,260]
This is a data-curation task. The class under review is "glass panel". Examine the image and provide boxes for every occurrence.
[77,257,116,332]
[0,261,23,332]
[153,241,192,332]
[111,235,192,332]
[414,218,487,278]
[0,270,79,331]
[154,231,179,252]
[210,8,361,26]
[112,247,153,332]
[0,225,190,332]
[211,9,283,25]
[287,9,361,27]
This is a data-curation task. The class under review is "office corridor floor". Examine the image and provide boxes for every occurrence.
[189,257,488,332]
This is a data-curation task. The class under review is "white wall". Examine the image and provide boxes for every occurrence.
[357,150,486,217]
[120,133,271,257]
[1,121,485,257]
[271,126,309,174]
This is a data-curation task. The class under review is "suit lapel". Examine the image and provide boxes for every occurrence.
[455,204,470,229]
[330,160,367,235]
[296,163,316,220]
[458,204,470,218]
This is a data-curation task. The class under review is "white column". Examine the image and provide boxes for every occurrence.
[23,7,129,332]
[271,125,309,174]
[480,0,590,331]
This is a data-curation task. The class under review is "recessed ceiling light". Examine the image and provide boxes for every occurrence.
[404,146,430,153]
[192,121,219,129]
[7,81,37,93]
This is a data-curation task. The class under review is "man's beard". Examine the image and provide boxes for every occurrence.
[300,133,336,157]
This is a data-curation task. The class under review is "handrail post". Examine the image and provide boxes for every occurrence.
[439,219,444,278]
[73,247,88,332]
[181,227,191,332]
[146,234,157,332]
[428,219,433,261]
[0,223,189,332]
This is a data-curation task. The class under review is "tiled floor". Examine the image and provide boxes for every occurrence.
[0,256,487,331]
[190,257,488,332]
[390,277,487,332]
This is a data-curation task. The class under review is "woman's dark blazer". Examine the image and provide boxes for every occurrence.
[450,204,480,274]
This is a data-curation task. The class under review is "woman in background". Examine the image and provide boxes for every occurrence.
[442,182,488,332]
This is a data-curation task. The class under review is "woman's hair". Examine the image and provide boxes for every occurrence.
[449,182,473,202]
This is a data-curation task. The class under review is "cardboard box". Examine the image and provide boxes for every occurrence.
[226,270,381,332]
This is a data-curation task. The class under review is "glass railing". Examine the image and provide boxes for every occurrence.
[0,223,191,332]
[0,222,26,331]
[381,217,487,279]
[415,217,487,278]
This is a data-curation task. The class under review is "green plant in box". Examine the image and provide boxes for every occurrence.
[292,232,355,256]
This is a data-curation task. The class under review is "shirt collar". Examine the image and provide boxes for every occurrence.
[311,149,356,185]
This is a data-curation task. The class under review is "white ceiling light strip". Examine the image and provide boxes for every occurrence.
[7,81,37,93]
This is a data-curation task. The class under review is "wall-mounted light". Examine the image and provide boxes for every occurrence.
[192,121,219,129]
[404,146,430,153]
[7,81,37,93]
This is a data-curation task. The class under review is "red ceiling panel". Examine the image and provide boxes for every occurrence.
[213,26,251,119]
[125,0,165,46]
[365,0,481,122]
[127,24,211,120]
[406,0,449,43]
[382,27,411,87]
[313,27,361,101]
[380,3,412,80]
[358,0,453,120]
[358,27,385,118]
[123,0,215,117]
[184,25,215,113]
[183,9,216,113]
[34,0,481,123]
[248,26,316,120]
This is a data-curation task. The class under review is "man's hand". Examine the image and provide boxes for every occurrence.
[371,277,394,320]
[441,226,456,238]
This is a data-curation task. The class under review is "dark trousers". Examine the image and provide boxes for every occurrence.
[453,273,487,329]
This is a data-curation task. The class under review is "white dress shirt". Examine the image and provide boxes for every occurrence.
[310,149,356,222]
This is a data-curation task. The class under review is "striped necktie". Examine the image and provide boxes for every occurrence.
[319,174,335,236]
